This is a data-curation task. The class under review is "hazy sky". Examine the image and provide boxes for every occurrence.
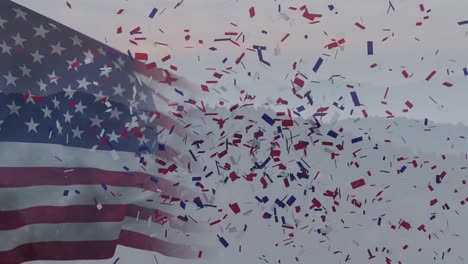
[13,0,468,126]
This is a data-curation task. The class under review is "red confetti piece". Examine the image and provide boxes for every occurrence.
[351,178,366,189]
[425,70,436,81]
[229,203,240,214]
[401,70,409,79]
[134,53,148,61]
[355,22,366,30]
[405,100,414,109]
[162,55,171,62]
[293,77,304,88]
[249,7,255,18]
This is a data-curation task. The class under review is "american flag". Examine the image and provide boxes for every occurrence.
[0,1,210,262]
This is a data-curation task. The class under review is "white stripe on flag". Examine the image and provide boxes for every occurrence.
[0,222,121,251]
[0,185,155,210]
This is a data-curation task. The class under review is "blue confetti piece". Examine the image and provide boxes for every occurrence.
[259,157,271,168]
[350,91,362,106]
[296,161,306,171]
[424,118,428,126]
[328,5,334,11]
[262,196,269,203]
[150,176,159,184]
[400,165,407,173]
[286,196,296,206]
[290,173,297,181]
[256,47,271,66]
[209,47,217,51]
[275,199,286,208]
[351,136,363,144]
[205,171,213,178]
[192,176,202,181]
[296,105,305,112]
[218,235,229,247]
[378,217,382,226]
[464,67,468,76]
[149,8,158,19]
[313,112,327,117]
[123,166,129,171]
[63,190,69,196]
[174,88,184,96]
[222,57,228,63]
[158,144,165,151]
[367,41,373,55]
[312,57,323,73]
[214,38,231,42]
[262,113,276,126]
[101,184,108,191]
[277,126,282,134]
[430,214,436,220]
[113,257,120,264]
[457,20,468,25]
[180,201,186,209]
[189,149,197,161]
[305,92,313,105]
[74,190,80,194]
[327,130,338,138]
[193,197,204,208]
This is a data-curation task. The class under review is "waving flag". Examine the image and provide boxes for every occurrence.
[0,1,208,262]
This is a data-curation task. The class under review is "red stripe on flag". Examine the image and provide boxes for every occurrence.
[0,205,125,230]
[0,204,207,232]
[0,168,195,198]
[0,241,117,262]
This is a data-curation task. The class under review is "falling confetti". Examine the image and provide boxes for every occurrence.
[1,0,468,263]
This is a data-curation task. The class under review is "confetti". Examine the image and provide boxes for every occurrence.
[149,7,158,19]
[350,179,366,189]
[367,41,374,55]
[312,57,323,73]
[249,7,255,18]
[2,1,468,263]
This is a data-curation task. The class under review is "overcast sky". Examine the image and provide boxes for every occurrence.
[13,0,468,126]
